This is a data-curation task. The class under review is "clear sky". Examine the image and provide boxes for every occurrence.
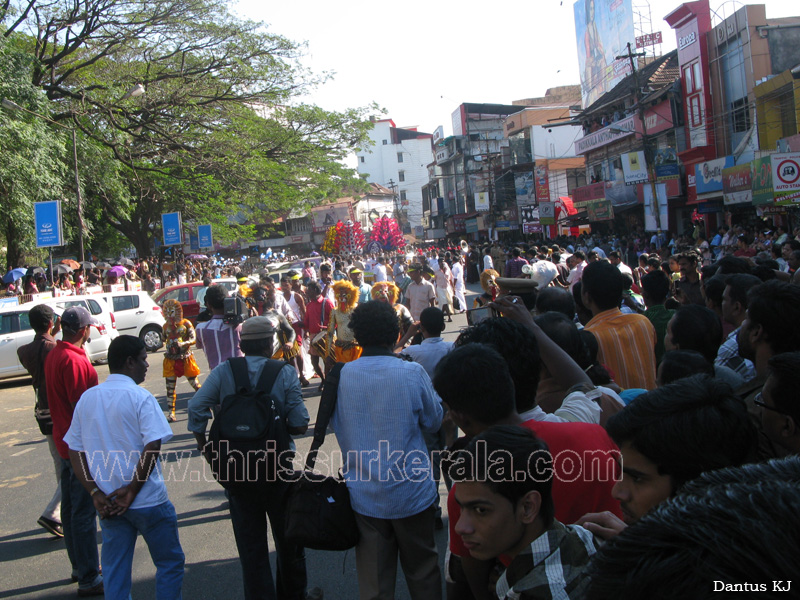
[233,0,798,137]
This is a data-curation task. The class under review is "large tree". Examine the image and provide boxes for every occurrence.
[2,0,376,258]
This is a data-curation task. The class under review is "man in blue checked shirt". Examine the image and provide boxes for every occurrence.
[331,301,443,600]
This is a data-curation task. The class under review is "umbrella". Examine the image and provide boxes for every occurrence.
[26,266,45,277]
[108,265,128,277]
[60,259,81,269]
[97,261,113,270]
[117,258,135,267]
[187,254,208,260]
[3,267,26,284]
[80,261,96,270]
[53,264,73,275]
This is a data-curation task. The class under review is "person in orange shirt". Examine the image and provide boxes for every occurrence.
[581,261,657,390]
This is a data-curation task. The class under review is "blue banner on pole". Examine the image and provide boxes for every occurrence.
[189,234,199,250]
[198,225,213,248]
[35,201,63,248]
[162,212,182,246]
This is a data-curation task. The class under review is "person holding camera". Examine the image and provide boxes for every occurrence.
[195,284,244,372]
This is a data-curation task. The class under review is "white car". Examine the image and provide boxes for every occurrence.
[0,295,119,381]
[98,291,165,352]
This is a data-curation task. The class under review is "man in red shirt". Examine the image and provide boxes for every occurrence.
[45,306,103,597]
[434,340,621,599]
[303,281,334,391]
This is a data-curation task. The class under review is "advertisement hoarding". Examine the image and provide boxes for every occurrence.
[310,202,355,232]
[34,201,63,248]
[574,0,635,108]
[198,224,213,248]
[534,161,550,202]
[514,171,534,205]
[474,192,490,212]
[621,151,649,185]
[162,212,182,246]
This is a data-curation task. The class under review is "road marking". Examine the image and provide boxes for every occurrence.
[0,473,41,488]
[11,448,35,457]
[6,407,29,412]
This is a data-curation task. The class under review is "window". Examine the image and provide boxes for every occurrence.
[400,190,408,203]
[0,314,13,335]
[359,156,365,163]
[689,95,702,127]
[382,140,388,145]
[397,152,404,163]
[398,171,405,182]
[112,295,139,312]
[731,98,751,133]
[161,287,190,303]
[18,312,31,331]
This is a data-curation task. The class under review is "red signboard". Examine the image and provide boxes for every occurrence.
[535,160,550,203]
[636,31,663,48]
[643,100,674,136]
[572,182,606,205]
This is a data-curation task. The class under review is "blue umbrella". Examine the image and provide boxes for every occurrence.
[3,267,27,284]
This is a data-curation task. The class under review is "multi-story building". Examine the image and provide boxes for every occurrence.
[570,49,682,233]
[356,118,433,237]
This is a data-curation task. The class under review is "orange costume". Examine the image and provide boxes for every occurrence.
[327,280,361,363]
[161,299,201,422]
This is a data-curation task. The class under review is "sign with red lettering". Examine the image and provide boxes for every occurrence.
[773,153,800,205]
[636,31,663,48]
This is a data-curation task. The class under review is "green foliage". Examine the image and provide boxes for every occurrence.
[2,0,379,258]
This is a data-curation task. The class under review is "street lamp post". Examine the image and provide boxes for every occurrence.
[2,84,145,263]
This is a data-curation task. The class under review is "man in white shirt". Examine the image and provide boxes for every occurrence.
[567,252,588,291]
[404,264,437,321]
[450,256,467,313]
[65,336,184,600]
[373,257,388,283]
[608,251,633,276]
[482,248,494,272]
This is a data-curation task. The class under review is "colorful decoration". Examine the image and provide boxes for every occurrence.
[369,216,406,251]
[322,220,365,254]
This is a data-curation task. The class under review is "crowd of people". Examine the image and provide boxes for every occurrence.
[10,223,800,600]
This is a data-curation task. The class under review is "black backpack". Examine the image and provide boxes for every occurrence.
[206,357,293,492]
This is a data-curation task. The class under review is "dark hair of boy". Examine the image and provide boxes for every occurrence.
[657,350,714,385]
[451,425,555,527]
[419,307,445,337]
[605,374,756,493]
[581,260,623,310]
[668,305,723,363]
[586,480,800,600]
[746,280,800,355]
[349,301,399,348]
[640,270,671,305]
[453,320,540,414]
[28,304,55,334]
[767,352,800,424]
[536,288,576,319]
[108,335,146,371]
[203,284,228,310]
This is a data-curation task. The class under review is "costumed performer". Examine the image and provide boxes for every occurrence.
[370,281,413,347]
[162,299,201,422]
[327,280,361,365]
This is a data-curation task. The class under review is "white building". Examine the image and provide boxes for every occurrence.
[356,118,434,236]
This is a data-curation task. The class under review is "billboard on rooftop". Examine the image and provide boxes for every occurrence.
[574,0,635,108]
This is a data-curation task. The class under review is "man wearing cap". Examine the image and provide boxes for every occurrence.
[404,264,437,322]
[349,267,372,304]
[188,316,318,600]
[44,306,103,596]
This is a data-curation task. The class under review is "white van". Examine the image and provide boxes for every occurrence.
[0,295,118,381]
[98,291,165,352]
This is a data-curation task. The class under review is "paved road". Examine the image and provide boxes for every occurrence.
[0,287,480,599]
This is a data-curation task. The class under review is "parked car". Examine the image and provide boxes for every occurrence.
[0,295,119,381]
[98,291,165,352]
[152,278,238,325]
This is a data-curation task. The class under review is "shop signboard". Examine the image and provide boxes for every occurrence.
[465,217,478,234]
[654,148,680,181]
[722,163,752,205]
[586,199,614,221]
[572,182,606,208]
[539,202,555,225]
[773,153,800,205]
[751,156,773,206]
[695,156,733,194]
[622,151,649,185]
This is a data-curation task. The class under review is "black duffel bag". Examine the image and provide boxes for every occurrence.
[284,363,359,551]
